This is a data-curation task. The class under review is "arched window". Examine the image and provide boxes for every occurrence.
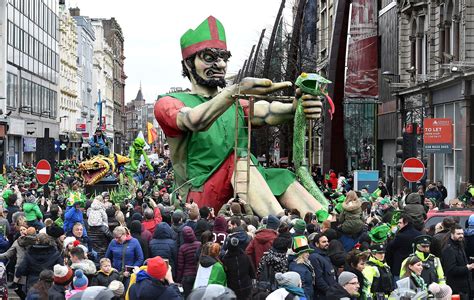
[444,0,459,60]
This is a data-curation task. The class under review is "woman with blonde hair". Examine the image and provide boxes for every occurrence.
[194,242,227,288]
[105,226,143,287]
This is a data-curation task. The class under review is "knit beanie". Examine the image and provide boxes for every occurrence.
[275,271,301,287]
[293,219,306,232]
[64,236,76,249]
[46,224,65,239]
[147,256,168,280]
[108,280,125,297]
[266,215,280,230]
[53,264,73,285]
[73,269,88,290]
[230,202,242,215]
[338,271,357,286]
[428,282,452,300]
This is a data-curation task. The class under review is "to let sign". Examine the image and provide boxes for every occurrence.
[423,118,453,153]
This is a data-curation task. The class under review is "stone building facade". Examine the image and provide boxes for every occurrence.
[395,0,474,198]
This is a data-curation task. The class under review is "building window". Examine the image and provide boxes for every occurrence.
[7,72,18,108]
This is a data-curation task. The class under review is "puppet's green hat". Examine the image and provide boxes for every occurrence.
[180,16,227,59]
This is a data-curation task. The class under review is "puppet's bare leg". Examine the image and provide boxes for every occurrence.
[232,160,284,216]
[279,181,323,216]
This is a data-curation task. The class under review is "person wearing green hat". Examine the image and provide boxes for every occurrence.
[289,236,315,299]
[362,243,394,299]
[154,16,325,218]
[369,223,391,244]
[316,209,329,223]
[399,235,445,286]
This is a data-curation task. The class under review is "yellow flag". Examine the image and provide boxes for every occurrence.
[147,122,157,144]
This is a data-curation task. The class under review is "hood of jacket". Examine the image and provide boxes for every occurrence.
[231,227,250,245]
[342,191,362,212]
[71,259,97,275]
[406,193,422,205]
[255,228,278,244]
[17,235,37,248]
[213,216,227,233]
[182,226,196,243]
[90,199,105,211]
[199,255,217,268]
[133,270,167,298]
[27,245,60,266]
[130,220,143,235]
[23,202,37,213]
[153,222,174,240]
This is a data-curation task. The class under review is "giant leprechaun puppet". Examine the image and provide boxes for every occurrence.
[154,16,325,216]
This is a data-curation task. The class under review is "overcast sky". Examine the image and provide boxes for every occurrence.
[69,0,294,104]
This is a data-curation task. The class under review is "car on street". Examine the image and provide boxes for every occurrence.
[425,208,474,229]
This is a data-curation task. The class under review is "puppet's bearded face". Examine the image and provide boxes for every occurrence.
[192,48,230,88]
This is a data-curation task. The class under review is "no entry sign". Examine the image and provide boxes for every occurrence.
[36,159,51,185]
[402,158,425,182]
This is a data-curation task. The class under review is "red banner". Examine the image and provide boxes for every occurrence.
[344,0,378,98]
[423,118,453,153]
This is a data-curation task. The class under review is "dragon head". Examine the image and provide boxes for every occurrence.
[78,155,113,185]
[78,154,131,185]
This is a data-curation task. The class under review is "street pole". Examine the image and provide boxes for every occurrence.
[97,89,102,129]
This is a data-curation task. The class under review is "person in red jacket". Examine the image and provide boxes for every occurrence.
[176,226,201,298]
[142,207,162,235]
[246,215,280,269]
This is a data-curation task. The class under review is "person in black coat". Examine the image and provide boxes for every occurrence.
[441,225,474,299]
[344,249,369,298]
[16,233,63,290]
[149,222,178,273]
[386,213,421,278]
[430,217,456,258]
[326,271,359,300]
[87,224,113,259]
[130,220,149,260]
[222,236,255,300]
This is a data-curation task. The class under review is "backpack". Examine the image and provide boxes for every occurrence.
[256,258,278,292]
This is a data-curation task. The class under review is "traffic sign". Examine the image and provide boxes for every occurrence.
[36,159,52,185]
[401,158,425,182]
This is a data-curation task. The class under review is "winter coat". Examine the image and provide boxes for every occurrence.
[23,202,43,222]
[71,259,97,277]
[338,191,364,235]
[7,205,20,224]
[464,215,474,258]
[130,221,149,260]
[441,238,472,294]
[91,268,120,286]
[344,263,365,298]
[128,270,183,300]
[149,222,177,271]
[63,206,84,234]
[105,237,144,272]
[245,228,277,268]
[257,248,289,279]
[386,223,421,276]
[222,227,251,253]
[194,218,211,241]
[266,288,306,300]
[212,216,228,245]
[48,284,67,300]
[16,244,63,290]
[87,224,112,258]
[0,234,35,269]
[289,260,315,300]
[193,255,227,288]
[403,194,426,230]
[86,199,108,227]
[430,229,449,258]
[222,247,255,299]
[309,247,337,298]
[328,172,338,189]
[142,207,162,235]
[326,283,356,299]
[176,226,201,282]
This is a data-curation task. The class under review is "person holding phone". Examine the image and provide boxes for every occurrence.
[127,256,182,300]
